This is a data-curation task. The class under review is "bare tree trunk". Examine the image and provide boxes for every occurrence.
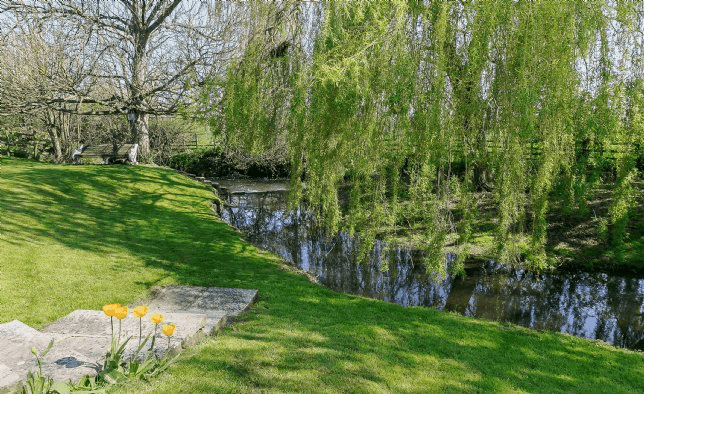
[32,130,39,159]
[131,19,150,159]
[48,126,62,161]
[45,110,63,160]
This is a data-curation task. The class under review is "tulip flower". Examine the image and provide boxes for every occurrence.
[133,306,149,352]
[163,324,176,350]
[149,313,164,352]
[114,306,129,335]
[133,306,149,318]
[162,324,175,337]
[103,304,120,317]
[103,304,121,340]
[114,306,129,320]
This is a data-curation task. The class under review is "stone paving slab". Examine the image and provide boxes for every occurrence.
[139,285,204,311]
[43,309,207,341]
[141,286,257,314]
[0,320,67,389]
[35,336,107,384]
[0,321,65,376]
[138,286,257,335]
[0,364,20,390]
[0,286,258,393]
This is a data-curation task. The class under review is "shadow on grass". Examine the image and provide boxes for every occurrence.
[1,161,262,288]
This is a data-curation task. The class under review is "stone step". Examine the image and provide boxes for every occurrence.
[46,309,209,380]
[0,364,21,390]
[1,311,208,391]
[43,309,207,341]
[0,286,258,393]
[0,320,61,390]
[137,286,258,335]
[25,334,109,386]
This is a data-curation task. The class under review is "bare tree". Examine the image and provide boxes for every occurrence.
[0,10,98,159]
[2,0,246,159]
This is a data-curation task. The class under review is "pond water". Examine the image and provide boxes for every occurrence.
[213,178,644,350]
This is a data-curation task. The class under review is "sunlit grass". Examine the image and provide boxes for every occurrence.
[1,157,643,393]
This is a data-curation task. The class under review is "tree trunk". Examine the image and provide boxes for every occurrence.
[48,126,62,161]
[45,111,63,160]
[131,21,150,159]
[137,113,150,159]
[33,130,39,159]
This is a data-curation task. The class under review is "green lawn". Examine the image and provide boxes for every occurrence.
[0,157,643,393]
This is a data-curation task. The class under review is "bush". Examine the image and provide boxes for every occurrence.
[170,145,289,178]
[170,146,240,177]
[148,118,198,166]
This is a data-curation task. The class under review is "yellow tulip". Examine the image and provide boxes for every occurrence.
[103,304,120,317]
[133,306,149,318]
[149,313,165,352]
[114,306,129,320]
[104,304,121,341]
[162,324,176,337]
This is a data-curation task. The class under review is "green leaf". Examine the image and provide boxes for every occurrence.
[103,369,128,384]
[134,357,158,378]
[40,339,55,358]
[71,375,93,391]
[136,332,153,353]
[117,336,132,353]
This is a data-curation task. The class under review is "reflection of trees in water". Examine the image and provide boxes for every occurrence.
[221,190,643,349]
[462,268,644,348]
[606,277,644,349]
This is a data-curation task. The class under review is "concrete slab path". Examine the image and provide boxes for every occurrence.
[0,286,257,393]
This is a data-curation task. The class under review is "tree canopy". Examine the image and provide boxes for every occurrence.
[1,0,246,158]
[218,0,644,275]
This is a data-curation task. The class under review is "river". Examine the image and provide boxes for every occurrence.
[211,177,644,350]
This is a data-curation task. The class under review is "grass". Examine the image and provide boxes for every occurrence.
[0,157,253,327]
[0,157,643,393]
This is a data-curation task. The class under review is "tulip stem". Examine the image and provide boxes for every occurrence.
[150,325,157,352]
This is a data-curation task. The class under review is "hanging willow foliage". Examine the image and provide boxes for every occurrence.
[219,0,644,276]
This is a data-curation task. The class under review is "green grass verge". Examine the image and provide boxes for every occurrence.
[0,157,643,393]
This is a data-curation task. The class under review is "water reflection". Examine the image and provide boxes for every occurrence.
[216,179,644,350]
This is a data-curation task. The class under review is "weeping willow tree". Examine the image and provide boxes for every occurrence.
[219,0,644,276]
[203,0,307,172]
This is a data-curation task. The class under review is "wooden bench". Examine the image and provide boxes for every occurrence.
[72,143,138,164]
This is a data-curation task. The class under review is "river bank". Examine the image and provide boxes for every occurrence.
[213,178,643,350]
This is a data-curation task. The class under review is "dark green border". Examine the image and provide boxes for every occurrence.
[0,0,696,445]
